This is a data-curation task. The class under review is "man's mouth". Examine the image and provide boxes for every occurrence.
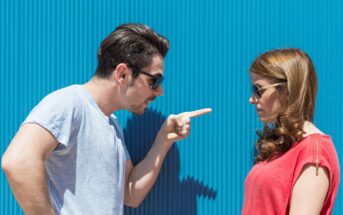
[147,97,155,103]
[145,100,153,106]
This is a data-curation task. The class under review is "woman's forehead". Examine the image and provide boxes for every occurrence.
[250,72,274,85]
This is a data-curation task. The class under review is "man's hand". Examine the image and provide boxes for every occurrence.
[124,107,212,207]
[158,108,212,144]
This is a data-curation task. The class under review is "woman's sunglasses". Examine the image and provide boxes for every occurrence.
[251,82,286,99]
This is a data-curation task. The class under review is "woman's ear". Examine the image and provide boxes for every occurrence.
[277,85,289,107]
[282,84,289,96]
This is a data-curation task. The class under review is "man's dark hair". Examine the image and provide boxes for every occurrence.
[95,23,169,78]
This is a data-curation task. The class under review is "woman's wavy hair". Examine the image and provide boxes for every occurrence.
[250,48,318,162]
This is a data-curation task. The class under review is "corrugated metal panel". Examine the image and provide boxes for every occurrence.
[1,0,342,214]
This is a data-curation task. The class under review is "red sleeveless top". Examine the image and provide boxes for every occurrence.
[242,134,340,215]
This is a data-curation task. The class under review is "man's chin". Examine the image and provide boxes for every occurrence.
[132,107,146,115]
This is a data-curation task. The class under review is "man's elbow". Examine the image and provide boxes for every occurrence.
[125,202,140,208]
[2,156,17,179]
[2,151,29,177]
[1,153,12,174]
[124,197,143,208]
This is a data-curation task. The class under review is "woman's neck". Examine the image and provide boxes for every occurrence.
[302,121,324,137]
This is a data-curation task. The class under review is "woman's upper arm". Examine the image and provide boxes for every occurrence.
[289,164,329,215]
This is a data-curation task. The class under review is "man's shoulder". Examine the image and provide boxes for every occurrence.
[47,84,81,98]
[30,84,85,115]
[41,85,82,104]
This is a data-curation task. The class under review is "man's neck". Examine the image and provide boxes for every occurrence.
[83,77,122,116]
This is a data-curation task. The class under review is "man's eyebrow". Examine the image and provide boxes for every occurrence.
[151,72,163,77]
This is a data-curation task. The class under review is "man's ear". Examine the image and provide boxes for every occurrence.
[113,63,129,83]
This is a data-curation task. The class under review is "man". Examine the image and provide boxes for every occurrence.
[2,23,211,214]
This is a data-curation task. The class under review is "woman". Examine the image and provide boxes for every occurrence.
[242,48,340,215]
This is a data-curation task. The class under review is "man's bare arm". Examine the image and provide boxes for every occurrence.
[2,123,58,215]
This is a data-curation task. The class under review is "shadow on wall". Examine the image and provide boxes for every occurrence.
[124,108,217,215]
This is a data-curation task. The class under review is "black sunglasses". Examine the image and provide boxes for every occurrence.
[129,66,164,90]
[251,83,285,99]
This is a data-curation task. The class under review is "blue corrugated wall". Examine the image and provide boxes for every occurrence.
[1,0,342,214]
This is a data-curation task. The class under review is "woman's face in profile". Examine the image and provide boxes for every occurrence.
[249,72,284,123]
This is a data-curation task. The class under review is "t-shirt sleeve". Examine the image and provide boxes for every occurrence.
[292,135,339,189]
[22,89,81,148]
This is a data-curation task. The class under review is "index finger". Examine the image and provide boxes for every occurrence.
[187,108,212,118]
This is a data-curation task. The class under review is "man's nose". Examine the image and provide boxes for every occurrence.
[154,85,163,96]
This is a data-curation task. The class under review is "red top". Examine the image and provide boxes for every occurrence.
[242,134,340,215]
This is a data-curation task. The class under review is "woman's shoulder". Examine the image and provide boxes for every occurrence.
[302,121,324,136]
[297,133,333,149]
[294,133,339,168]
[299,122,335,150]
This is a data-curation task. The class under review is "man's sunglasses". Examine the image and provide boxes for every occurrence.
[251,82,286,99]
[130,66,164,90]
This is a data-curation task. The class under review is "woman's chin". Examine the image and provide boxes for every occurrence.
[258,114,274,123]
[259,118,268,123]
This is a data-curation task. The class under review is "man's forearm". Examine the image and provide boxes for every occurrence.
[3,158,55,215]
[125,135,173,206]
[125,109,211,207]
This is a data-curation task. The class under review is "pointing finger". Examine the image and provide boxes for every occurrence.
[187,108,212,118]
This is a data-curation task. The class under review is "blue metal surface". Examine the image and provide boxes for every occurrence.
[1,0,342,214]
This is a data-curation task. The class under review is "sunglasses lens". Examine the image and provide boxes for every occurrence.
[152,76,164,90]
[252,85,261,98]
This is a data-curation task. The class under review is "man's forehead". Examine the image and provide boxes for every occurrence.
[150,55,164,67]
[146,55,164,75]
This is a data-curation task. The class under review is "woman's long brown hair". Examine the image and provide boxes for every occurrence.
[250,48,318,162]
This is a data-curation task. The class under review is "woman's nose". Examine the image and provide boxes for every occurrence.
[249,96,257,104]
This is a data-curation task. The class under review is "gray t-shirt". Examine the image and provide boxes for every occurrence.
[23,85,130,215]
